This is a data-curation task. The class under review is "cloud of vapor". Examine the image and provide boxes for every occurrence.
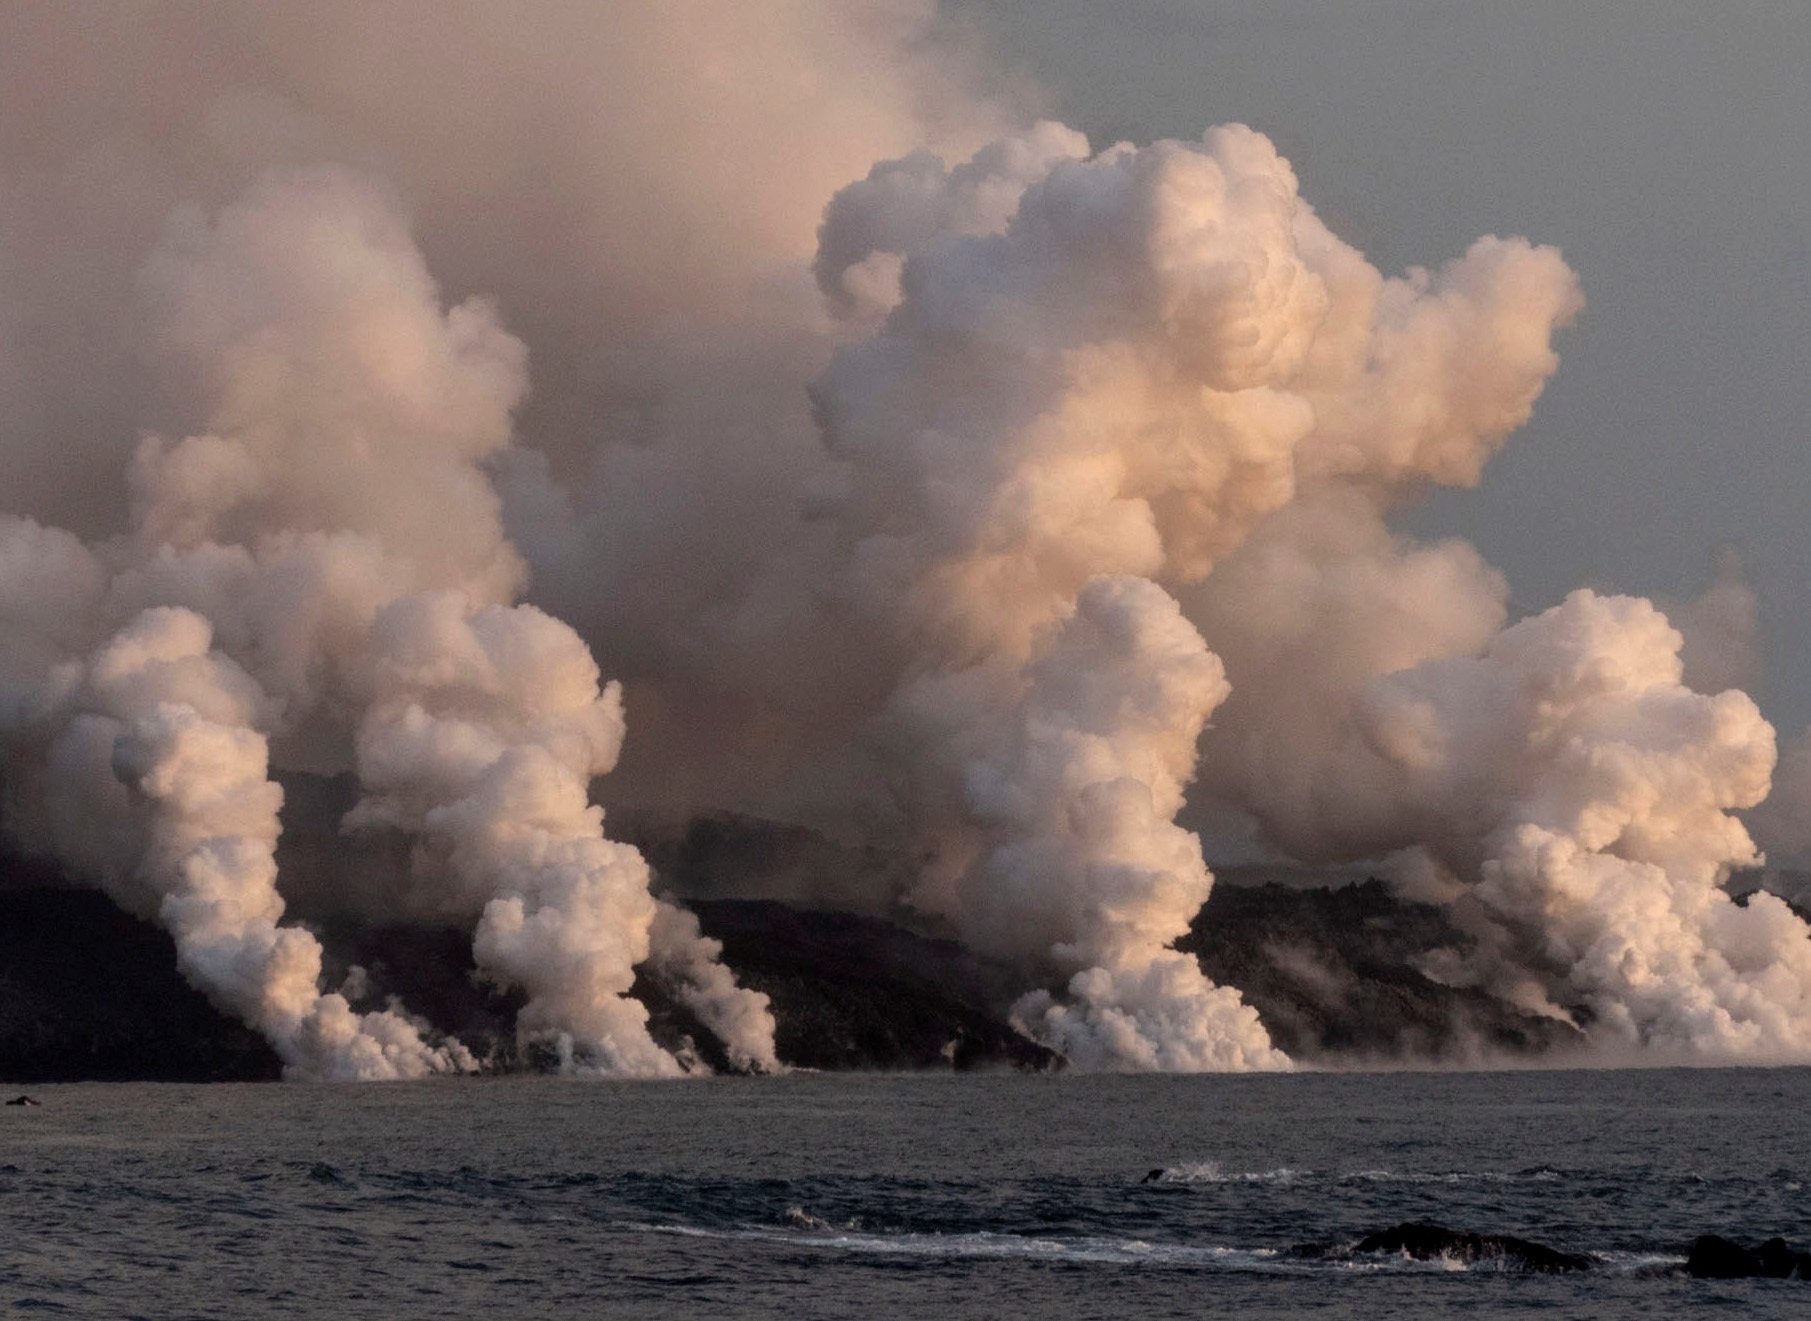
[0,589,464,1078]
[1190,516,1811,1055]
[0,0,1016,820]
[0,166,771,1077]
[6,0,1811,1075]
[346,593,777,1075]
[1365,592,1809,1055]
[1184,492,1513,866]
[1667,549,1764,700]
[0,0,1018,1077]
[977,578,1282,1070]
[805,122,1580,1067]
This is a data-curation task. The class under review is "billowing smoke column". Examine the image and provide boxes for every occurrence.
[1177,499,1811,1058]
[347,593,777,1075]
[968,577,1277,1070]
[806,113,1811,1065]
[807,123,1582,1067]
[7,2,1811,1076]
[8,596,469,1079]
[0,168,773,1077]
[1363,591,1809,1055]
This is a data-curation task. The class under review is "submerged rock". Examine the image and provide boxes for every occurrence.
[1685,1235,1811,1280]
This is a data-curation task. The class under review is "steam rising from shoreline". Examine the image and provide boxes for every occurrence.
[3,0,1810,1074]
[0,168,772,1077]
[806,123,1579,1064]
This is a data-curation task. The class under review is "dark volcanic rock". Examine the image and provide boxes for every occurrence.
[624,811,914,916]
[0,887,280,1083]
[0,880,1054,1080]
[1354,1223,1593,1272]
[311,916,524,1065]
[1685,1234,1811,1280]
[0,872,1580,1079]
[678,899,1057,1072]
[1296,1222,1593,1272]
[20,806,1757,1077]
[1183,880,1579,1061]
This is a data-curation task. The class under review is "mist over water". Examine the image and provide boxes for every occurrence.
[4,1070,1809,1318]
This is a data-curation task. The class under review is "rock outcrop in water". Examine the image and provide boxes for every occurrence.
[1297,1222,1811,1278]
[1356,1222,1595,1272]
[1685,1235,1811,1280]
[1294,1222,1595,1272]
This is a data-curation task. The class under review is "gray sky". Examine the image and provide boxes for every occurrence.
[955,0,1811,734]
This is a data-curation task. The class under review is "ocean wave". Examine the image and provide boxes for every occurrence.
[1595,1252,1687,1276]
[1342,1166,1564,1185]
[1142,1163,1302,1184]
[1144,1163,1563,1186]
[633,1221,1289,1268]
[627,1219,1643,1275]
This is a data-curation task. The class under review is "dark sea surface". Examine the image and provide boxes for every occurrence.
[2,1068,1808,1318]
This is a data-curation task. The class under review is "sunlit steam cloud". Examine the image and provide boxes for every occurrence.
[0,167,771,1077]
[805,123,1580,1066]
[4,1,1811,1075]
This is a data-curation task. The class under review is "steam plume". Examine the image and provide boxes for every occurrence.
[6,2,1811,1074]
[1367,592,1808,1055]
[806,124,1577,1066]
[0,167,771,1076]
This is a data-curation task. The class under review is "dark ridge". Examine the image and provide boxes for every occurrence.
[1183,880,1580,1061]
[683,899,1057,1071]
[1685,1235,1811,1280]
[313,900,1058,1073]
[622,809,917,918]
[306,915,745,1074]
[0,882,1053,1080]
[20,807,1805,1079]
[0,886,281,1083]
[310,916,524,1066]
[0,874,1599,1080]
[1293,1222,1594,1272]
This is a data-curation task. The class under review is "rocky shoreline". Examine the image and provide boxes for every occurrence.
[0,821,1794,1081]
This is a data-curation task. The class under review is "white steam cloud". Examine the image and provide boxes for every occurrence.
[4,1,1811,1075]
[0,166,772,1077]
[805,123,1582,1066]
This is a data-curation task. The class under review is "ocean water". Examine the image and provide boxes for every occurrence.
[2,1068,1808,1318]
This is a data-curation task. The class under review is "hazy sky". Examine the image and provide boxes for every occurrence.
[957,0,1811,732]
